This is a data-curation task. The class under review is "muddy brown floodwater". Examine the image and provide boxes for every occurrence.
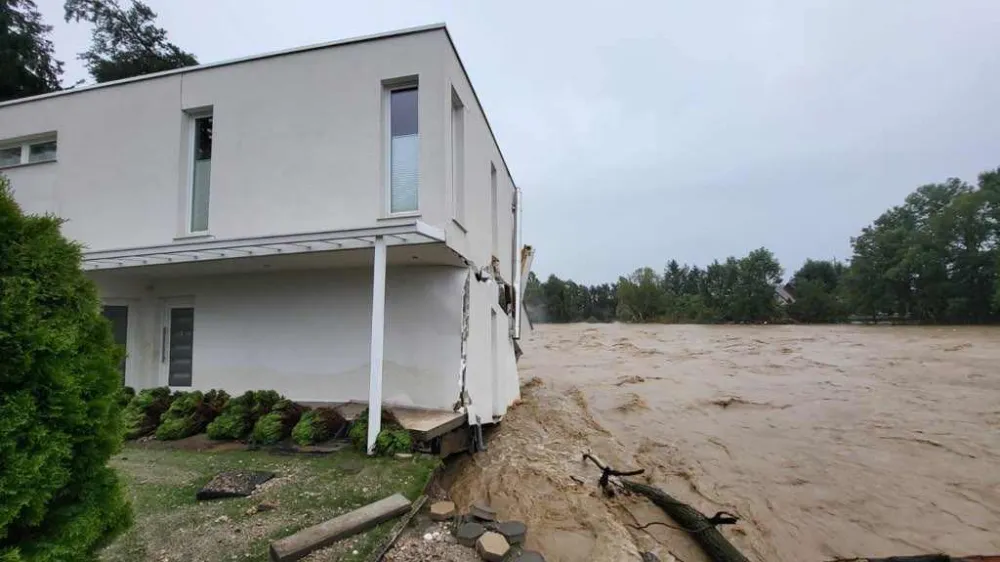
[447,324,1000,562]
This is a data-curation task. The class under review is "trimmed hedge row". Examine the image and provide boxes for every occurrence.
[119,389,390,453]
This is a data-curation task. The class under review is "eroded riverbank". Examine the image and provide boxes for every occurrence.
[448,324,1000,561]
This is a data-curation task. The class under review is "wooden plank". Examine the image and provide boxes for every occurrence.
[269,493,411,562]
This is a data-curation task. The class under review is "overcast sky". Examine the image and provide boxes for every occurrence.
[34,0,1000,284]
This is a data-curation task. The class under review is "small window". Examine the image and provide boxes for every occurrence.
[490,163,498,257]
[189,113,213,233]
[389,86,418,213]
[28,141,57,163]
[0,135,57,168]
[0,147,21,167]
[451,89,465,224]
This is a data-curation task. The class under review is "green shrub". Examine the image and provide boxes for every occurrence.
[0,176,131,559]
[348,408,410,455]
[206,391,253,440]
[206,390,285,441]
[122,387,173,439]
[250,399,303,445]
[155,389,230,441]
[292,407,347,446]
[375,428,413,455]
[118,386,136,408]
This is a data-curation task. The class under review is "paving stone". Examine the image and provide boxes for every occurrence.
[456,521,486,547]
[469,502,497,522]
[429,501,456,522]
[475,531,509,562]
[496,520,527,545]
[514,551,546,562]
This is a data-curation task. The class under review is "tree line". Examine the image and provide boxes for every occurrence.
[525,166,1000,325]
[2,0,197,102]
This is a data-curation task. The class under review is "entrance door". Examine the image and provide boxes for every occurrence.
[101,305,129,384]
[161,301,195,387]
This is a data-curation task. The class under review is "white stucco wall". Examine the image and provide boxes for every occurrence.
[1,25,523,420]
[92,265,465,409]
[0,29,450,252]
[440,46,518,283]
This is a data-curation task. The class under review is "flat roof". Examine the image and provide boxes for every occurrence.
[0,23,517,186]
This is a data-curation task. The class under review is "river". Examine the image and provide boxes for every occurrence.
[447,324,1000,561]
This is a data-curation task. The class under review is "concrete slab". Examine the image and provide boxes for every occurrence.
[301,401,465,441]
[470,502,497,522]
[476,531,509,562]
[496,520,527,545]
[456,521,486,547]
[429,500,456,521]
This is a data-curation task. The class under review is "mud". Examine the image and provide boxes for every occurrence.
[448,324,1000,561]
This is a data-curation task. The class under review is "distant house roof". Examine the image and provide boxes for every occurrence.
[775,284,796,304]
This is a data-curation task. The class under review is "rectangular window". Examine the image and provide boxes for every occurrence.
[101,305,129,384]
[0,135,57,168]
[389,86,418,213]
[0,147,21,167]
[490,163,498,257]
[451,89,465,225]
[189,114,213,233]
[28,141,57,163]
[167,307,195,387]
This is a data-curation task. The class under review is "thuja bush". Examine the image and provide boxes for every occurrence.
[0,176,131,560]
[155,389,230,441]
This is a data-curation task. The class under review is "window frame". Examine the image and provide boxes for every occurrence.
[450,87,466,229]
[185,109,213,236]
[383,78,420,217]
[101,298,137,386]
[0,133,58,170]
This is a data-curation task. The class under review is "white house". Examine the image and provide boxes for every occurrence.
[0,24,527,453]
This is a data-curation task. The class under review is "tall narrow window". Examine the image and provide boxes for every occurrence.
[451,89,465,224]
[490,163,498,257]
[167,307,195,387]
[101,305,129,384]
[190,114,213,232]
[389,86,418,213]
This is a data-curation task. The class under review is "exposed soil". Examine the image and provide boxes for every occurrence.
[448,324,1000,562]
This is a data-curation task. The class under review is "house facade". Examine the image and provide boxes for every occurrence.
[0,24,524,452]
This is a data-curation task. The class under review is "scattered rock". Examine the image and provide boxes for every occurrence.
[456,522,486,547]
[475,531,509,562]
[429,501,457,522]
[214,515,230,524]
[496,521,526,545]
[196,470,275,500]
[469,502,496,522]
[246,500,278,516]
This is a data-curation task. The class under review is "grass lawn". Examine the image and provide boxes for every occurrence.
[100,443,439,562]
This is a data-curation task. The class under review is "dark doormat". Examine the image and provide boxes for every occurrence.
[196,470,275,500]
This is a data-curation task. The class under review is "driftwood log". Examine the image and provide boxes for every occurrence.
[582,453,749,562]
[620,479,749,562]
[832,554,1000,562]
